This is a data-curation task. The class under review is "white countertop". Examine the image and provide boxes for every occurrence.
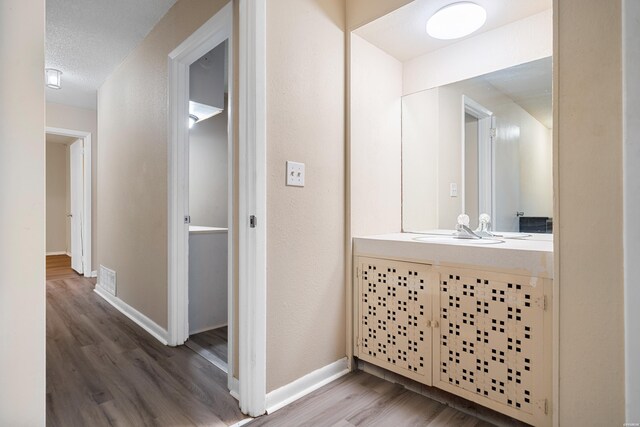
[189,225,228,234]
[353,232,553,279]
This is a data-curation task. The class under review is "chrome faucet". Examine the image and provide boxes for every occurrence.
[454,214,482,239]
[475,213,500,238]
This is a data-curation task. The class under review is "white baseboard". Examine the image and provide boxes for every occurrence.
[46,251,67,256]
[66,251,72,257]
[89,270,97,278]
[228,417,253,427]
[94,286,168,345]
[229,376,240,401]
[265,357,349,414]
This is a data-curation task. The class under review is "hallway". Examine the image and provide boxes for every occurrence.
[45,257,245,426]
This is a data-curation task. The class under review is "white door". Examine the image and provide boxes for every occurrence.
[70,140,84,274]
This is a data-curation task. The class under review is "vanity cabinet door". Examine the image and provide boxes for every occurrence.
[355,257,437,386]
[434,268,551,426]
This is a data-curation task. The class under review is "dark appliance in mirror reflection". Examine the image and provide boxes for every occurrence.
[519,216,553,233]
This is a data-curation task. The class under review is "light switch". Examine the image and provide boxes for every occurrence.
[450,183,458,197]
[286,161,305,187]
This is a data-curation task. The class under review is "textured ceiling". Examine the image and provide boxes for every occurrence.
[354,0,551,62]
[46,0,177,110]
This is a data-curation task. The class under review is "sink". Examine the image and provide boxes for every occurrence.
[412,235,505,245]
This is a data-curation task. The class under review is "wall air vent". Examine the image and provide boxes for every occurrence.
[98,265,117,296]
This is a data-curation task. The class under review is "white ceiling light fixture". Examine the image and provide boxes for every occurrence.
[45,68,63,89]
[426,2,487,40]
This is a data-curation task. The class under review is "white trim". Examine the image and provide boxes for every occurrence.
[265,358,350,414]
[623,0,640,421]
[90,270,97,278]
[45,251,67,256]
[94,287,168,345]
[225,17,236,395]
[46,127,92,277]
[230,376,240,401]
[228,417,253,427]
[238,0,267,417]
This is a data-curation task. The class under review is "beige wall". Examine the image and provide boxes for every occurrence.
[47,102,99,269]
[401,88,439,230]
[46,141,70,253]
[346,0,412,30]
[350,34,402,237]
[97,0,230,328]
[266,0,346,392]
[555,0,625,424]
[189,100,228,228]
[0,0,46,423]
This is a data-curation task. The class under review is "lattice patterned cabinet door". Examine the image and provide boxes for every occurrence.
[356,257,436,385]
[435,268,549,425]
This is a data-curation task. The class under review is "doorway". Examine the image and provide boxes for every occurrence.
[168,1,268,417]
[45,127,92,277]
[182,39,231,374]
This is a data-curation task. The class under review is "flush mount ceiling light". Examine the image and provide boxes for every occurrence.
[426,2,487,40]
[45,68,63,89]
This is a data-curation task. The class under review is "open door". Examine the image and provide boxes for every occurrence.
[70,139,84,274]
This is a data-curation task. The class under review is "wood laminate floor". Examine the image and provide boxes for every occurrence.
[248,370,495,427]
[46,267,246,426]
[46,255,82,280]
[189,327,228,363]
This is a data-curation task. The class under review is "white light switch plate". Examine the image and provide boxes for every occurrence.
[450,183,458,197]
[286,161,305,187]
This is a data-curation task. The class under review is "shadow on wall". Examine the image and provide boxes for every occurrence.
[314,0,345,28]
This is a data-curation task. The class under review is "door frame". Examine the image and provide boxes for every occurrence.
[167,1,233,357]
[45,126,92,277]
[238,0,267,417]
[167,1,268,417]
[461,96,494,221]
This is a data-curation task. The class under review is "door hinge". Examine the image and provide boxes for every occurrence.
[184,215,191,224]
[490,127,497,139]
[356,267,361,278]
[356,336,361,349]
[536,295,548,311]
[537,398,549,415]
[249,215,257,228]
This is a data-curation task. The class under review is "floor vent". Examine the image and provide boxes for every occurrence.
[98,265,117,296]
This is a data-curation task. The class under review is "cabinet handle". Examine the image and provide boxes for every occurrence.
[426,320,432,328]
[432,320,439,328]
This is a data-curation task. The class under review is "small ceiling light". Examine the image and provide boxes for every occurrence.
[426,2,487,40]
[45,68,63,89]
[189,114,199,129]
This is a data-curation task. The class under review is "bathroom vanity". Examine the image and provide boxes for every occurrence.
[353,233,553,426]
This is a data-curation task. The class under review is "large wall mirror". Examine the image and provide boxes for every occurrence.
[402,57,552,233]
